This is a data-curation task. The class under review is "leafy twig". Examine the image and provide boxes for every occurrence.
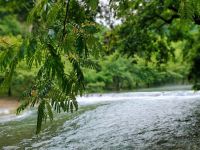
[62,0,71,41]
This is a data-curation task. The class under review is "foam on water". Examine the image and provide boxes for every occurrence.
[77,90,200,105]
[0,110,33,123]
[0,90,199,123]
[0,109,10,115]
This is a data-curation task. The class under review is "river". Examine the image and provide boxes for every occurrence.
[1,85,200,149]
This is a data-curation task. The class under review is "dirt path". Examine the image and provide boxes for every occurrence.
[0,97,19,108]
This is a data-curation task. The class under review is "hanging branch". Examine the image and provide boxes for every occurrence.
[62,0,71,41]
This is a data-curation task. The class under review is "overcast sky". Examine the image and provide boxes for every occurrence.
[100,0,109,5]
[96,0,121,27]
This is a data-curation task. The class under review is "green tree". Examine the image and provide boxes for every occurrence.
[0,0,101,133]
[108,0,200,89]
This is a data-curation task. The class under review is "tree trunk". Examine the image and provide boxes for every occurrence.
[8,86,12,97]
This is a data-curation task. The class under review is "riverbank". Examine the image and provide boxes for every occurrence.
[0,84,192,112]
[84,84,192,95]
[0,84,192,117]
[0,97,19,115]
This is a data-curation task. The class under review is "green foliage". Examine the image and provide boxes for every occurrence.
[84,50,186,92]
[179,0,200,19]
[0,15,22,35]
[0,0,101,133]
[107,0,200,90]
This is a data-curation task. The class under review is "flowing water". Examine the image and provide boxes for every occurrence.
[1,86,200,149]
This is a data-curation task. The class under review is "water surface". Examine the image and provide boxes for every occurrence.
[1,86,200,149]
